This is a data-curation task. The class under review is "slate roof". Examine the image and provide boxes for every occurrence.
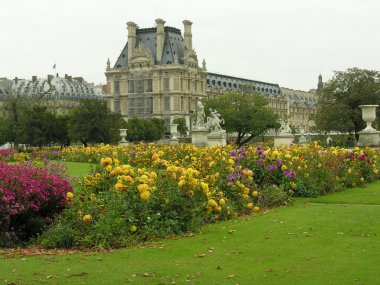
[114,27,185,68]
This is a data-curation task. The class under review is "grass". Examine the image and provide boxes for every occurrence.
[61,161,94,179]
[1,166,379,284]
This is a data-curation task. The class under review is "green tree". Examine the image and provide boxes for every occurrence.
[204,90,279,146]
[315,68,380,138]
[68,99,125,147]
[0,92,29,148]
[19,104,59,148]
[126,117,165,142]
[172,117,188,136]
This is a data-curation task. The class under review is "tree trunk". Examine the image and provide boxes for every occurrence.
[81,139,88,148]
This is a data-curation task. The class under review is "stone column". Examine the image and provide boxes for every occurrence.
[127,22,137,62]
[156,19,165,63]
[183,20,193,51]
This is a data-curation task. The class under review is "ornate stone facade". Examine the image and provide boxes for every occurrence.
[106,19,319,131]
[105,19,207,129]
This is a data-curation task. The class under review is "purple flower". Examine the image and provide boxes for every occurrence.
[276,159,282,166]
[230,150,237,157]
[257,159,263,167]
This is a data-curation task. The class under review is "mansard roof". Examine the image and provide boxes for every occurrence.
[114,26,185,68]
[206,72,283,98]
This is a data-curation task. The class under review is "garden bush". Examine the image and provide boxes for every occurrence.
[0,161,72,246]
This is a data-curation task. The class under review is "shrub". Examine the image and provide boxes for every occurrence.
[0,161,72,246]
[258,184,290,208]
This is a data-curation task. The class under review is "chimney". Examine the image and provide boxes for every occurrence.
[47,75,54,82]
[183,20,193,50]
[14,77,18,84]
[127,21,137,62]
[32,76,37,83]
[155,18,166,63]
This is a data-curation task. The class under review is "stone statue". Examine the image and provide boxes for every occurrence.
[195,98,205,128]
[278,119,292,135]
[206,108,224,132]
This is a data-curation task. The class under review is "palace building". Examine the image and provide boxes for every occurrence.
[106,19,319,132]
[0,75,105,112]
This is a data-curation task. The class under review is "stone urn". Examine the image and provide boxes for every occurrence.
[357,105,380,146]
[169,123,179,139]
[119,128,128,143]
[359,105,378,132]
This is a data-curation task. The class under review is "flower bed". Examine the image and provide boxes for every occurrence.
[0,161,72,246]
[39,143,380,249]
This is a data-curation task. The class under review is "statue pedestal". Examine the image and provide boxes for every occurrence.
[298,135,307,144]
[119,140,129,147]
[191,128,209,147]
[274,134,294,147]
[169,137,179,146]
[357,130,380,146]
[207,130,227,147]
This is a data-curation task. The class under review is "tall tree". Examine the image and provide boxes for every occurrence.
[204,90,279,146]
[315,68,380,138]
[68,99,125,147]
[19,104,58,148]
[126,117,165,142]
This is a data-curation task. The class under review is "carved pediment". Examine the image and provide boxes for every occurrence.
[130,43,154,63]
[184,48,198,66]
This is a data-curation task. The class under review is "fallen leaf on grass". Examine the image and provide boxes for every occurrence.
[65,272,89,277]
[228,230,235,234]
[194,253,206,258]
[226,274,236,278]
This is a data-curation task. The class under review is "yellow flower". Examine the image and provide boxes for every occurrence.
[201,182,209,192]
[219,198,226,206]
[105,165,113,172]
[281,165,288,171]
[137,183,149,193]
[252,191,258,197]
[140,190,151,201]
[149,172,157,180]
[253,206,260,213]
[82,214,92,223]
[246,202,253,209]
[114,182,127,191]
[130,225,137,233]
[124,175,134,183]
[66,192,74,200]
[152,153,160,160]
[360,177,365,182]
[348,168,352,174]
[207,199,218,209]
[374,168,379,174]
[101,157,112,166]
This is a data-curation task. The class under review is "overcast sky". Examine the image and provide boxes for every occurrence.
[1,0,379,91]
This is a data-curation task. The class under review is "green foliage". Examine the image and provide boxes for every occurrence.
[204,89,278,146]
[18,104,58,148]
[315,68,380,136]
[68,99,125,147]
[258,184,290,208]
[173,117,188,135]
[126,117,165,142]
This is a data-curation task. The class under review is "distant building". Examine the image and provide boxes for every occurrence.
[105,19,207,129]
[106,19,319,131]
[0,75,105,112]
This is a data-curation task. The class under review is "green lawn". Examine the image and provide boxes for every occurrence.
[1,165,379,284]
[62,161,93,179]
